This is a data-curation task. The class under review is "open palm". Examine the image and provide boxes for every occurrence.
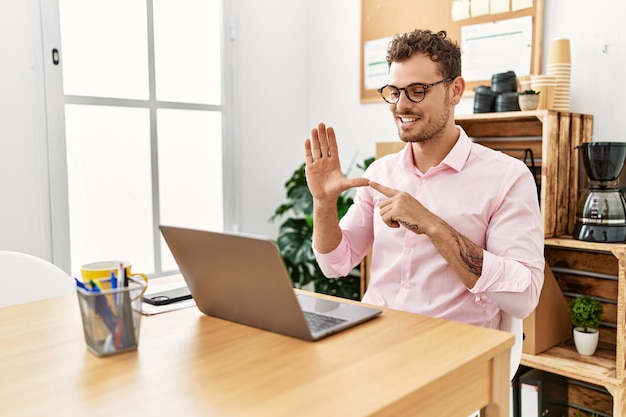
[304,123,368,202]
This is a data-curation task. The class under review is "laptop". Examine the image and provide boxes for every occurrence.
[159,225,382,341]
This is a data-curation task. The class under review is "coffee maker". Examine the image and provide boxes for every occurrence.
[573,142,626,242]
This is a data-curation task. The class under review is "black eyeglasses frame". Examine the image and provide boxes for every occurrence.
[377,77,455,104]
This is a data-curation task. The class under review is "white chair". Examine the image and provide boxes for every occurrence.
[0,251,74,308]
[500,311,523,381]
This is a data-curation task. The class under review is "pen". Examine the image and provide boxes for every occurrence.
[117,263,125,288]
[74,278,90,291]
[115,262,135,349]
[110,271,118,310]
[89,279,103,292]
[87,283,118,335]
[115,290,136,349]
[89,277,119,316]
[115,271,124,349]
[110,271,117,290]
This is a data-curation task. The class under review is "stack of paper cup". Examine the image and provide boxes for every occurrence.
[530,75,556,110]
[546,38,571,111]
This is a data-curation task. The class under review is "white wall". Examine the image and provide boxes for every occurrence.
[229,0,310,237]
[541,0,624,141]
[232,0,397,240]
[306,0,397,174]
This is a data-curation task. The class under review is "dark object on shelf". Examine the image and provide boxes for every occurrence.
[511,365,532,417]
[574,142,626,242]
[491,70,517,93]
[473,85,497,113]
[495,92,520,112]
[579,141,626,182]
[518,369,568,417]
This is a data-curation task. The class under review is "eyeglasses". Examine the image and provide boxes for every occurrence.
[377,77,454,104]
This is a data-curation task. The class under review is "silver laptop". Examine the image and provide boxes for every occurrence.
[159,225,382,341]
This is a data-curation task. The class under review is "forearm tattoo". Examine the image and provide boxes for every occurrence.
[398,220,419,232]
[401,219,482,278]
[455,235,483,277]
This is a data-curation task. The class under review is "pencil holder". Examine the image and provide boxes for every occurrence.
[76,277,147,356]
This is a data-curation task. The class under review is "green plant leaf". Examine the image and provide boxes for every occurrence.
[569,295,604,331]
[288,185,313,216]
[276,218,315,264]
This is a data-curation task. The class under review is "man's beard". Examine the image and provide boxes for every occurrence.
[398,104,451,144]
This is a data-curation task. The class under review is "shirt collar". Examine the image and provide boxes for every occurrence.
[441,126,471,173]
[399,126,471,174]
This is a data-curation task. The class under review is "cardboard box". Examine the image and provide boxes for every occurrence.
[522,265,572,354]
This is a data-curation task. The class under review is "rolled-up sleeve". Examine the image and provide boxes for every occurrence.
[470,166,545,319]
[314,238,354,278]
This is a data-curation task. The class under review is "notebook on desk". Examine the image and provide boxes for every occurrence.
[159,225,382,341]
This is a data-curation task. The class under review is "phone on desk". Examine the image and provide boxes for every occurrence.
[142,286,193,306]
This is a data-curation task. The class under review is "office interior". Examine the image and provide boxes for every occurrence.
[2,1,625,416]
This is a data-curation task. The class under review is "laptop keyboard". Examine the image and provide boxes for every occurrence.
[303,311,348,332]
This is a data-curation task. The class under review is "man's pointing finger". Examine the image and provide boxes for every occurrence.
[369,181,398,197]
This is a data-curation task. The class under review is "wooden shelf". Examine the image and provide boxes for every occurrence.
[546,235,626,257]
[531,235,626,416]
[456,109,591,124]
[543,235,626,379]
[456,109,550,123]
[522,344,620,388]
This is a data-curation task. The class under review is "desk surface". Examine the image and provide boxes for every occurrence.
[0,275,513,417]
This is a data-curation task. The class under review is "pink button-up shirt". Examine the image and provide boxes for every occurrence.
[315,127,545,329]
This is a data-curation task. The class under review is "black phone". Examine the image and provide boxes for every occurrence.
[142,286,193,306]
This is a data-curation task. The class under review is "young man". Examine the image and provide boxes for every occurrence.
[304,29,544,329]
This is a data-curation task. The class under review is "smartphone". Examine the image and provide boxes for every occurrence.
[142,286,193,306]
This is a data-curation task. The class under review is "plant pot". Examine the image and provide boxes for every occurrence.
[518,94,540,111]
[573,327,599,355]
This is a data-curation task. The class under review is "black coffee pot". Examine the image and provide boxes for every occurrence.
[573,142,626,242]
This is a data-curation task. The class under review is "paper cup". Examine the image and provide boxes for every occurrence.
[548,38,571,64]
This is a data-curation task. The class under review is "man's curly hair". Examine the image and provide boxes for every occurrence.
[386,29,461,80]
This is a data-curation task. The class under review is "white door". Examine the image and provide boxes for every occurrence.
[41,0,229,277]
[0,0,54,261]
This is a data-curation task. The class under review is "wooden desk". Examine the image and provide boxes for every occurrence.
[0,276,513,417]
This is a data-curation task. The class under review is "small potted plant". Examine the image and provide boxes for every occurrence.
[518,89,540,111]
[569,295,604,355]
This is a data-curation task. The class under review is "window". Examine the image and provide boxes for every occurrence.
[56,0,227,277]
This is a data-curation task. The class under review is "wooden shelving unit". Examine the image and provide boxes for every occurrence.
[523,237,626,417]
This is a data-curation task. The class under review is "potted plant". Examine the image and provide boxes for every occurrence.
[518,89,540,111]
[270,157,374,300]
[569,295,604,355]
